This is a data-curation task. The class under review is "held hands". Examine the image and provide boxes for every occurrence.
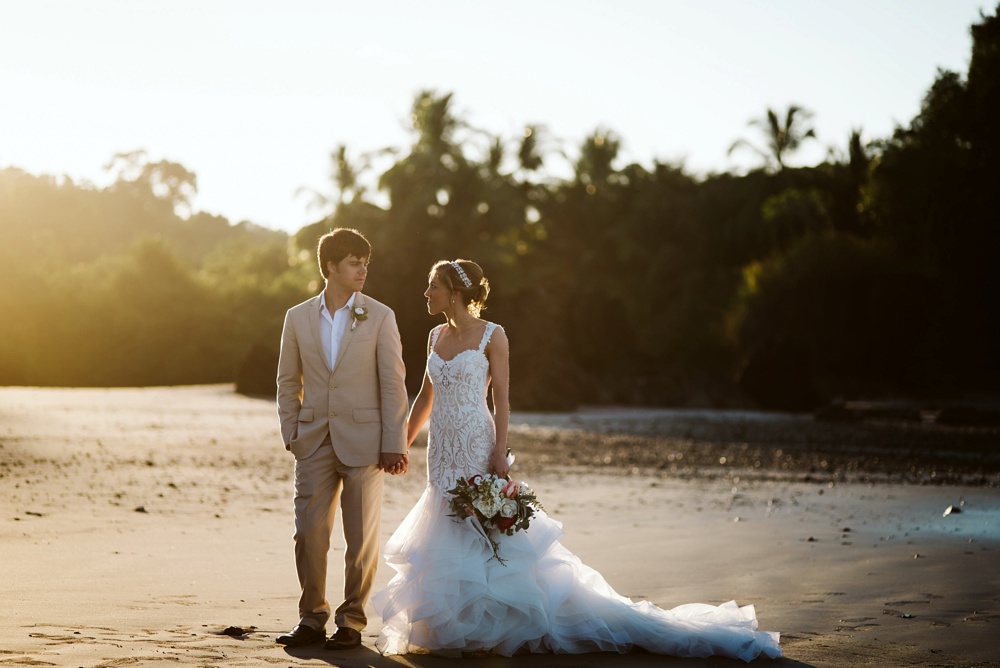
[380,452,409,475]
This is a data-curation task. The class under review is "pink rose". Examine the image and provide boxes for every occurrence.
[502,480,520,498]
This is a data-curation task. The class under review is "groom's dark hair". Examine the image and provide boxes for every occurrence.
[317,228,372,278]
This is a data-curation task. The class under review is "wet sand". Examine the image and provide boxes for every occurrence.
[1,385,998,667]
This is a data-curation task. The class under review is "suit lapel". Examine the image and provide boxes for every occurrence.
[332,292,363,375]
[306,294,332,373]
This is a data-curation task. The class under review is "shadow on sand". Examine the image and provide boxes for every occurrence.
[283,643,812,667]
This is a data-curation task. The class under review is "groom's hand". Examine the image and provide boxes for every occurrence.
[380,452,408,475]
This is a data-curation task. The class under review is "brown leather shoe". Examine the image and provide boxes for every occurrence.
[324,626,362,650]
[275,624,325,646]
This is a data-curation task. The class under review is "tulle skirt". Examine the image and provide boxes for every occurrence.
[372,486,781,661]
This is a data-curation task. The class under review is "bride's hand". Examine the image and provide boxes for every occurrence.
[491,449,510,478]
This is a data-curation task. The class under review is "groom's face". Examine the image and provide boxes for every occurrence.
[327,254,369,293]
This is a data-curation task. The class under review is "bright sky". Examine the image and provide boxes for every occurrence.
[0,0,990,233]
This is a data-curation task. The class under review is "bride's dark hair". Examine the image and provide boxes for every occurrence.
[431,259,490,316]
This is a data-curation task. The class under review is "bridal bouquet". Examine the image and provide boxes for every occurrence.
[446,473,542,564]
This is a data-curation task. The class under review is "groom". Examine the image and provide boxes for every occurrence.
[275,227,408,650]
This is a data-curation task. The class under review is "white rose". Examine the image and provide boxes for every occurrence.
[354,307,365,315]
[499,498,518,518]
[492,477,507,492]
[472,494,501,518]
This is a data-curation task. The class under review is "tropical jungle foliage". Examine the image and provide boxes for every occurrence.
[1,7,996,410]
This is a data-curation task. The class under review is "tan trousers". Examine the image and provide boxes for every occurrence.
[292,438,383,632]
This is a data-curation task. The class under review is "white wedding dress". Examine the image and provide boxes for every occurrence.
[373,323,781,661]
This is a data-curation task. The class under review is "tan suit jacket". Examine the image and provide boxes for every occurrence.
[276,291,407,631]
[276,292,407,463]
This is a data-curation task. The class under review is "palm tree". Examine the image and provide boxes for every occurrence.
[729,105,817,172]
[296,144,375,216]
[575,128,621,187]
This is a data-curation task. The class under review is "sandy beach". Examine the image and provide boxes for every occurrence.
[1,385,998,667]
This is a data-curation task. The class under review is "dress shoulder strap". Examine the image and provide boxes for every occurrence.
[477,322,498,353]
[430,325,444,351]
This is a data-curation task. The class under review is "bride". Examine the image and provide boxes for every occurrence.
[372,259,781,661]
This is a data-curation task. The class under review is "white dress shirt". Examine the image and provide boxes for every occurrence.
[319,292,356,370]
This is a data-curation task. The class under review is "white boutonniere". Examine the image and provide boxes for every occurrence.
[351,305,368,331]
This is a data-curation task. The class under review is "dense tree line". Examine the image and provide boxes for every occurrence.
[1,7,996,410]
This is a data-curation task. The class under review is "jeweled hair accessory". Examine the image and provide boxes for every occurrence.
[450,261,473,288]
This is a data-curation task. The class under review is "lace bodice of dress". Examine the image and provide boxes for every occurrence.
[426,322,499,493]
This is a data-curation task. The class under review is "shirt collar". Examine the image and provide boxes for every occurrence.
[320,291,357,315]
